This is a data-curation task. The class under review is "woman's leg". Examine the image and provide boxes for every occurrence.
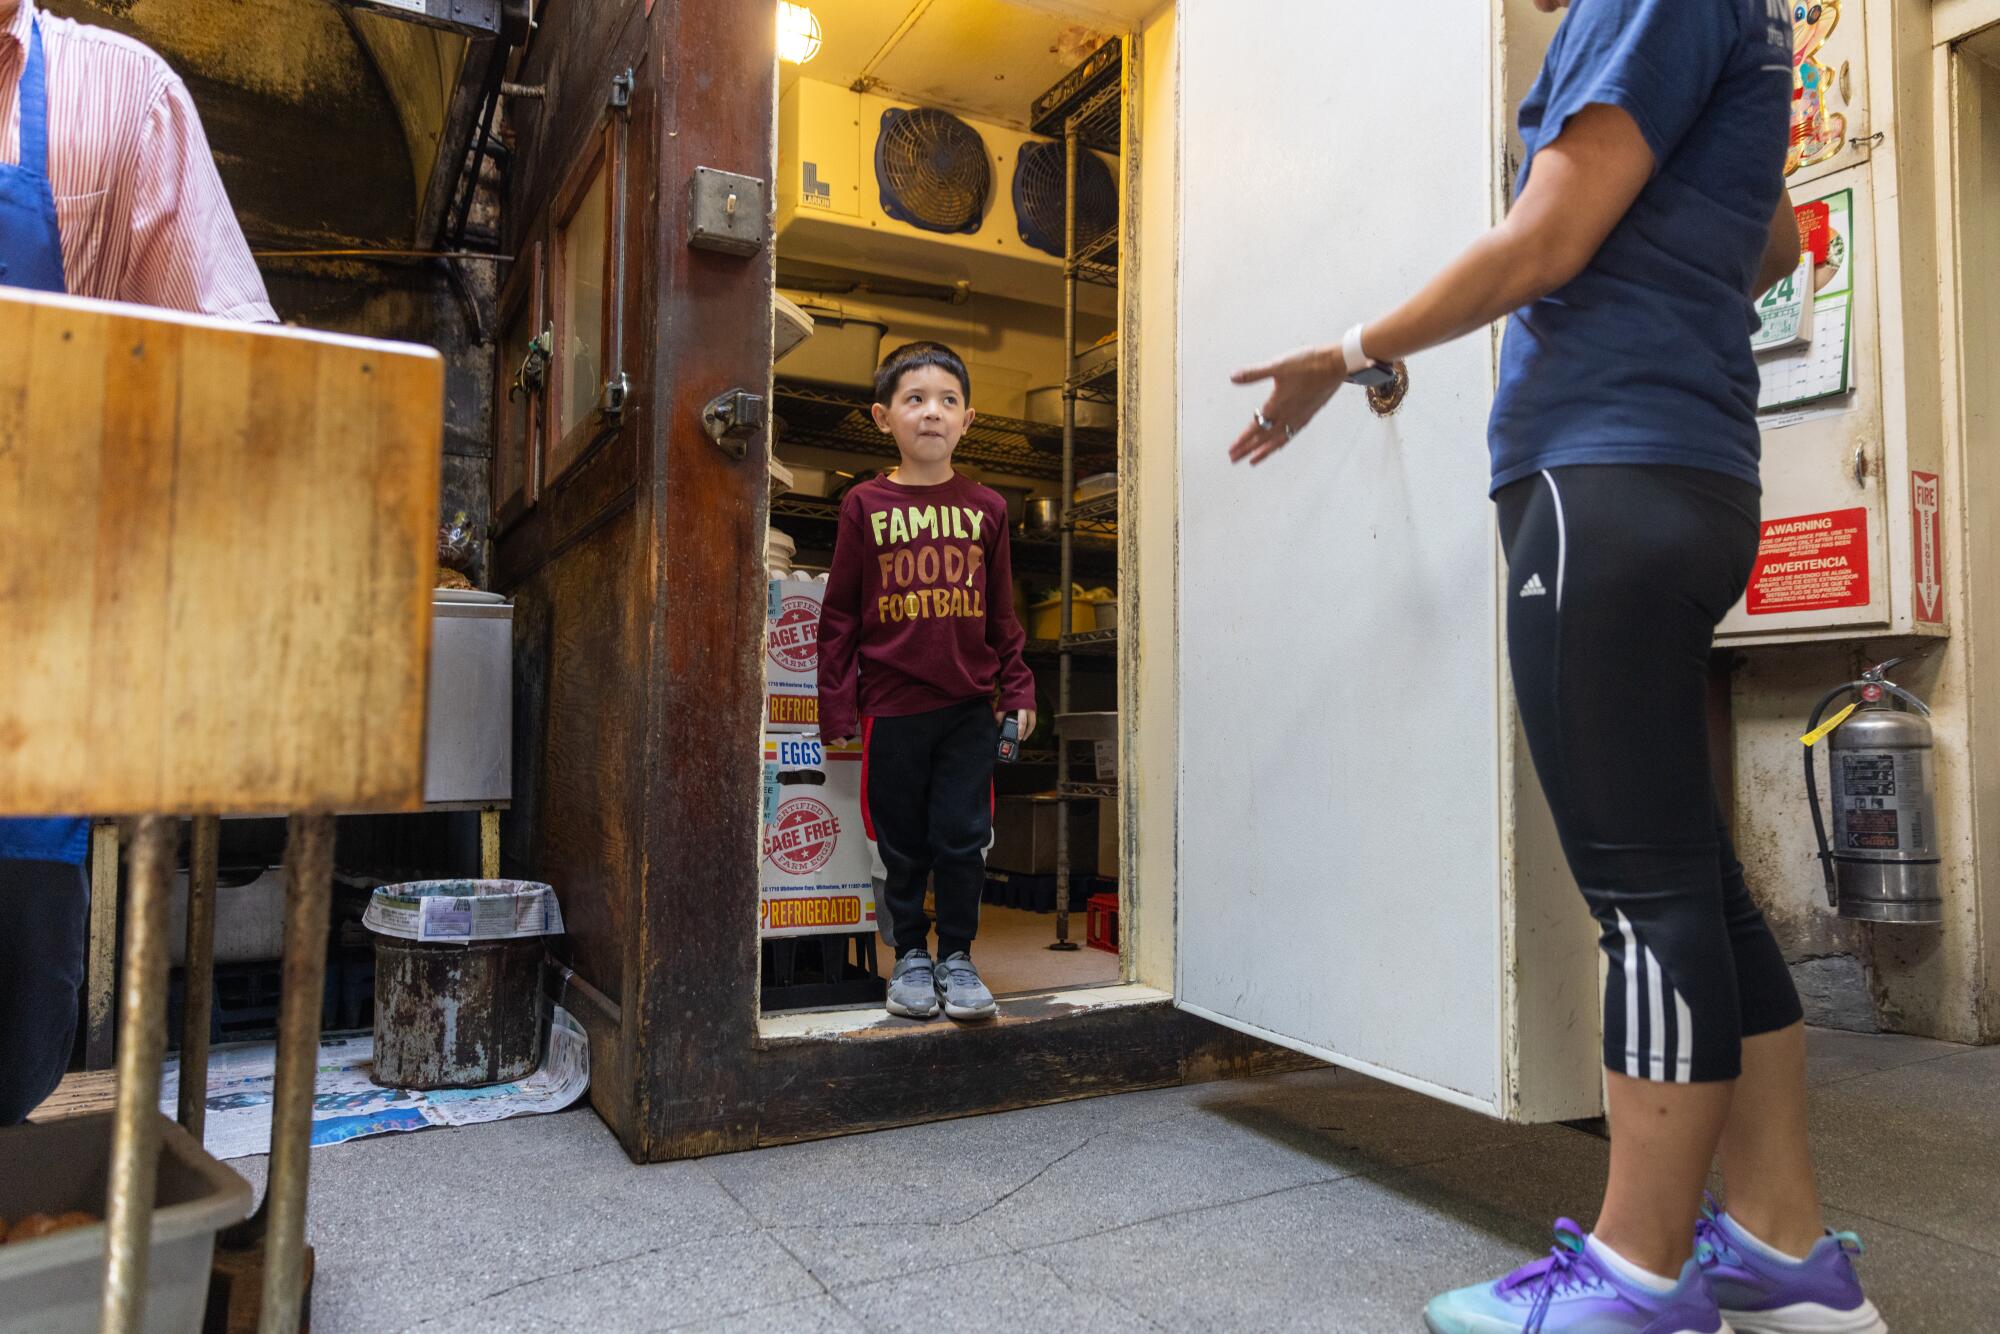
[1498,465,1769,1276]
[1601,802,1818,1270]
[1717,1021,1824,1256]
[1702,790,1823,1254]
[1597,1074,1734,1274]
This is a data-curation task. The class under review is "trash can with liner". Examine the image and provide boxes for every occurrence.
[364,879,565,1090]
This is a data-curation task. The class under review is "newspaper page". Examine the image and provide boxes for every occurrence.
[363,881,565,943]
[159,1006,589,1161]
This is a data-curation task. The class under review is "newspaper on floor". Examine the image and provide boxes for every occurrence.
[158,1005,589,1161]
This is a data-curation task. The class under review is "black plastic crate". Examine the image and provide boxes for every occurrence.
[165,948,374,1051]
[760,931,885,1011]
[982,870,1091,913]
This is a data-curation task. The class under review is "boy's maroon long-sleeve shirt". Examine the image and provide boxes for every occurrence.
[816,473,1036,740]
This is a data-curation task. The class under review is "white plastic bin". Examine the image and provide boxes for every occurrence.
[777,303,887,387]
[0,1113,252,1334]
[427,591,513,805]
[767,527,797,578]
[167,867,284,966]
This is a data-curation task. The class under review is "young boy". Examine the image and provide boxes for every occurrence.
[817,342,1038,1021]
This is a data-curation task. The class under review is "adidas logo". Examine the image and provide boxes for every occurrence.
[1519,574,1548,598]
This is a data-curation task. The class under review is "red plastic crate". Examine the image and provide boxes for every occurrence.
[1085,892,1119,954]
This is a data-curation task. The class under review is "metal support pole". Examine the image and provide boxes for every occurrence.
[85,820,121,1069]
[178,816,220,1140]
[100,815,174,1334]
[480,807,501,880]
[1051,127,1081,952]
[260,812,334,1334]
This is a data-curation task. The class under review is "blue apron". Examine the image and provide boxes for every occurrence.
[0,20,88,866]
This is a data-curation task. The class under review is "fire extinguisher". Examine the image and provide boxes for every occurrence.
[1801,658,1942,924]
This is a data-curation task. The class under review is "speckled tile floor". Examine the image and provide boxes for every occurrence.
[225,1029,1997,1332]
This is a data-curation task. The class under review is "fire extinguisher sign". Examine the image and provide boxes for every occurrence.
[1747,508,1871,615]
[1911,471,1944,624]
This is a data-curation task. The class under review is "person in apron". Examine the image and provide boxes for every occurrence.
[0,15,92,1126]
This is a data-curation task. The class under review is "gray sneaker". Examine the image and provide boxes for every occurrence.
[935,952,997,1021]
[886,951,940,1019]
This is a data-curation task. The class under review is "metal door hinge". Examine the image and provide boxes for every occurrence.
[702,388,766,459]
[610,69,634,110]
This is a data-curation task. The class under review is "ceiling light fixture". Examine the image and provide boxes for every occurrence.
[778,3,822,65]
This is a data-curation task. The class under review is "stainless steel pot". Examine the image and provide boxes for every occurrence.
[1025,387,1114,430]
[987,484,1033,525]
[1026,497,1061,532]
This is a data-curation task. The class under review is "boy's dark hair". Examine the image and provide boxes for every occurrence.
[873,340,972,406]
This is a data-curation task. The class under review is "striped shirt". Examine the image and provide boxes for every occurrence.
[0,0,274,320]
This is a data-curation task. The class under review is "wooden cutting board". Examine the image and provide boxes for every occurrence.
[0,289,444,816]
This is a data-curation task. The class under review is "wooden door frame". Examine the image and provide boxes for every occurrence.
[500,0,1296,1165]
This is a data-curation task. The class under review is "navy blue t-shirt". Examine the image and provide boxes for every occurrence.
[1487,0,1793,494]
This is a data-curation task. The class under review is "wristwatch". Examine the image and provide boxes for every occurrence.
[1341,323,1398,388]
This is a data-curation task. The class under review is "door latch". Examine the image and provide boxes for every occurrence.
[701,388,766,459]
[599,371,631,420]
[687,167,767,256]
[509,326,553,402]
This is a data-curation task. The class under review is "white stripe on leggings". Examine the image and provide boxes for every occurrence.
[1540,470,1569,611]
[1645,943,1666,1083]
[1674,986,1694,1083]
[1616,910,1641,1078]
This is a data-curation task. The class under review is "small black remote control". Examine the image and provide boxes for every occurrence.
[998,716,1020,764]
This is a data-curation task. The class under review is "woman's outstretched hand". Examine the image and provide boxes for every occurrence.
[1227,344,1345,466]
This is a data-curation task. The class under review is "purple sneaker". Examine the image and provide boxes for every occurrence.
[1424,1219,1731,1333]
[1698,1200,1887,1333]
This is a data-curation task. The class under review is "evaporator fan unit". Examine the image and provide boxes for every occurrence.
[875,107,992,235]
[1012,140,1117,260]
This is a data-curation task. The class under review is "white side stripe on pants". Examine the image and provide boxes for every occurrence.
[1644,940,1665,1081]
[1540,470,1569,611]
[1614,909,1696,1082]
[1673,984,1694,1083]
[1616,910,1641,1078]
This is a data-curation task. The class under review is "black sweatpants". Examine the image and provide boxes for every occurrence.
[1498,464,1802,1084]
[862,699,997,959]
[0,858,88,1125]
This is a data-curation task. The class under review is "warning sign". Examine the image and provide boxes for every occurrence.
[1912,471,1943,624]
[1747,508,1870,615]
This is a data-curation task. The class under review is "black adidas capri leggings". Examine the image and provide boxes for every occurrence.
[1497,463,1803,1084]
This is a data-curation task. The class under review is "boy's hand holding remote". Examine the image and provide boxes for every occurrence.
[813,343,1038,1023]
